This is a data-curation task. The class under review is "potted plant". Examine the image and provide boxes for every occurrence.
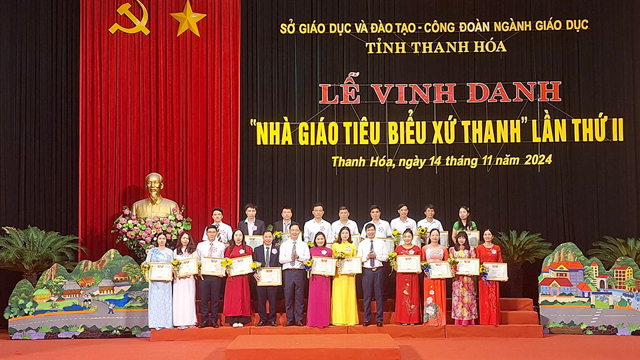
[588,236,640,269]
[0,226,83,286]
[494,230,553,298]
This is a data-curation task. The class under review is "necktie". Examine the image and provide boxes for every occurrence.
[208,242,214,257]
[284,222,289,233]
[291,241,297,265]
[265,246,270,266]
[369,240,375,267]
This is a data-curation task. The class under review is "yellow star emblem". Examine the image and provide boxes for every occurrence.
[170,0,206,37]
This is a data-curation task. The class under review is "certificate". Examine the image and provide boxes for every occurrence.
[383,239,395,254]
[485,262,509,281]
[177,257,198,277]
[245,235,264,249]
[229,255,254,277]
[257,267,282,286]
[467,231,480,247]
[428,261,453,279]
[200,257,226,277]
[397,255,421,273]
[456,258,480,276]
[351,234,361,247]
[439,231,449,247]
[339,257,362,274]
[148,262,173,281]
[311,257,336,276]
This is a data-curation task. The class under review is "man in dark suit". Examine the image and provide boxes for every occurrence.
[237,203,265,235]
[253,229,280,326]
[272,205,294,233]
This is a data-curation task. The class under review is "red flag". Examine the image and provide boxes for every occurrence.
[79,0,240,259]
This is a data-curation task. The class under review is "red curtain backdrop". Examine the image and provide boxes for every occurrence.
[79,0,240,260]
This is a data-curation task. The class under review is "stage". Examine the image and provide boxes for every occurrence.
[3,330,639,360]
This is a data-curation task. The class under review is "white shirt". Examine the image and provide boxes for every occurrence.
[304,218,334,244]
[244,219,256,235]
[263,244,276,266]
[173,247,195,260]
[331,219,359,240]
[201,221,233,244]
[357,237,389,268]
[279,220,292,233]
[361,219,392,239]
[390,217,418,234]
[278,238,311,270]
[417,218,444,232]
[196,240,226,261]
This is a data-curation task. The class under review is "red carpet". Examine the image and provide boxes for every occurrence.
[3,331,640,360]
[226,334,400,360]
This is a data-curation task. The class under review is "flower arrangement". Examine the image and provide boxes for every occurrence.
[221,258,233,269]
[140,263,150,280]
[171,259,180,272]
[417,227,427,236]
[479,264,489,284]
[447,256,459,267]
[304,259,313,271]
[197,262,204,280]
[417,226,428,242]
[334,251,346,269]
[307,241,314,248]
[421,261,430,277]
[388,251,398,267]
[252,261,262,273]
[304,259,313,278]
[112,205,192,261]
[392,230,402,245]
[447,256,459,274]
[273,231,283,244]
[266,224,283,246]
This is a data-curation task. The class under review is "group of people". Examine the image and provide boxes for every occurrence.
[142,203,504,330]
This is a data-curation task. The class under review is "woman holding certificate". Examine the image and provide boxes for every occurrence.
[449,231,478,326]
[476,229,503,325]
[223,229,254,327]
[143,233,174,330]
[173,232,197,329]
[394,229,421,325]
[307,232,333,328]
[330,226,359,326]
[421,229,448,326]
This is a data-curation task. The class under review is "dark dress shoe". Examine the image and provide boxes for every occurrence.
[284,321,295,327]
[270,321,277,327]
[257,321,266,327]
[211,322,219,328]
[198,322,209,328]
[295,321,304,326]
[363,321,370,327]
[377,321,383,327]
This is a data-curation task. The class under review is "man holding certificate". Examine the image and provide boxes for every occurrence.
[253,229,280,326]
[279,222,310,326]
[358,223,389,327]
[196,225,226,328]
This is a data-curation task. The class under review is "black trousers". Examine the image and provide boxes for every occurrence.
[283,269,305,322]
[199,275,223,324]
[363,267,384,322]
[257,285,279,322]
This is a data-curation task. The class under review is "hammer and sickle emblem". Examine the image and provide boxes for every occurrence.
[109,0,150,35]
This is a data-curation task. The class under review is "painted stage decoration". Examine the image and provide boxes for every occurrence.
[4,249,149,340]
[539,243,640,335]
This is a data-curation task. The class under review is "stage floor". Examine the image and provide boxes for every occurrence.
[3,331,640,360]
